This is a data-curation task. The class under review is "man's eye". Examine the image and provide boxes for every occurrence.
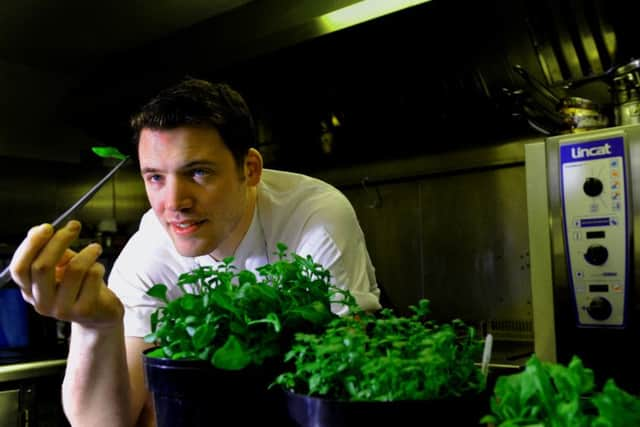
[146,174,162,183]
[192,169,209,178]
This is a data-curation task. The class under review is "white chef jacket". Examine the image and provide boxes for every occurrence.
[109,168,381,337]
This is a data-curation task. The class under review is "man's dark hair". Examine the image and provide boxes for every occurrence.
[130,78,256,167]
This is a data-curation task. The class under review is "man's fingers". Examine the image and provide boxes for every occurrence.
[55,249,79,283]
[72,263,107,323]
[10,223,55,298]
[54,244,104,320]
[20,289,35,306]
[7,220,115,326]
[31,221,82,283]
[29,221,83,312]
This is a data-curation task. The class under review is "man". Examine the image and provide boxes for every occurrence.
[10,78,381,426]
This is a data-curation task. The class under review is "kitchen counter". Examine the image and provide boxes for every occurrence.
[0,357,68,427]
[0,358,66,383]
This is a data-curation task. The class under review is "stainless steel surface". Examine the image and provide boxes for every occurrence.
[0,389,19,427]
[419,164,532,325]
[615,99,640,126]
[520,1,616,86]
[341,180,423,314]
[612,60,640,125]
[524,141,557,363]
[0,156,130,288]
[313,139,530,188]
[319,140,533,360]
[0,359,66,383]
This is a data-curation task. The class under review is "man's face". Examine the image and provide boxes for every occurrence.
[139,126,249,257]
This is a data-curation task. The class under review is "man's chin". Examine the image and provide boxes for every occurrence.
[172,240,215,258]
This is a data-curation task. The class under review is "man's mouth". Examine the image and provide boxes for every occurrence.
[169,220,206,235]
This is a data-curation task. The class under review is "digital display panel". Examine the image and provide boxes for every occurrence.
[586,230,606,239]
[589,284,609,292]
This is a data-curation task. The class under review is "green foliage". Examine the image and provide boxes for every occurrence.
[273,299,487,401]
[480,354,640,427]
[91,146,128,160]
[144,244,358,370]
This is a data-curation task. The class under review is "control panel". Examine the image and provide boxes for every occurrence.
[559,135,629,327]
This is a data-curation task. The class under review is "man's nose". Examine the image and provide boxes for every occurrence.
[165,177,193,211]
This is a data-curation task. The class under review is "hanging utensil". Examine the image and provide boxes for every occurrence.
[558,96,609,133]
[511,65,565,134]
[611,59,640,125]
[513,64,562,105]
[0,148,130,288]
[514,64,610,134]
[481,333,494,380]
[561,58,640,126]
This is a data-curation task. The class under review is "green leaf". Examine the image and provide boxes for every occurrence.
[146,348,166,358]
[146,284,168,303]
[247,312,282,333]
[179,294,199,311]
[192,324,217,350]
[91,146,128,160]
[212,335,252,370]
[210,290,242,318]
[273,300,484,401]
[288,301,331,324]
[592,379,640,426]
[237,269,257,286]
[483,354,640,426]
[276,242,288,259]
[145,242,358,373]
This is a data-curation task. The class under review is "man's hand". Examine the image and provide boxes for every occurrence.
[10,220,123,328]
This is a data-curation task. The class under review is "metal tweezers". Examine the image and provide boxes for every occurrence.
[0,156,130,288]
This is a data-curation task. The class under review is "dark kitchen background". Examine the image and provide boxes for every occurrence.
[2,0,638,335]
[2,0,640,422]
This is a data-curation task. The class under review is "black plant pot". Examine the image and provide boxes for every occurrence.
[143,348,294,427]
[284,390,490,427]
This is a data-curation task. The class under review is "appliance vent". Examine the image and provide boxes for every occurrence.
[479,319,534,342]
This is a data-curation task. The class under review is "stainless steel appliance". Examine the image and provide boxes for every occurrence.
[526,124,640,392]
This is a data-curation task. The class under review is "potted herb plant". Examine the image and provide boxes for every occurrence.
[142,243,354,427]
[272,299,490,427]
[481,354,640,427]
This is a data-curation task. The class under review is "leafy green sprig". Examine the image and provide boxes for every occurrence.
[481,354,640,426]
[273,299,486,401]
[144,243,358,370]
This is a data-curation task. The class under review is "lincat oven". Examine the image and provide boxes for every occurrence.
[526,123,640,393]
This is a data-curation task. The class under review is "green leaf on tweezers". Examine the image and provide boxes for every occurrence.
[91,146,128,160]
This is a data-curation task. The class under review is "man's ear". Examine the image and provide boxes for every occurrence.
[244,148,263,186]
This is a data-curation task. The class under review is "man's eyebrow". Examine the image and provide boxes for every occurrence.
[140,167,159,174]
[181,160,217,169]
[140,161,217,174]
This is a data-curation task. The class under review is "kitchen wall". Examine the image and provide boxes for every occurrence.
[211,0,638,340]
[312,137,538,361]
[2,0,640,334]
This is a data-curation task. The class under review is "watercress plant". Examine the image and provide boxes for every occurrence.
[481,354,640,426]
[144,243,357,370]
[273,299,487,401]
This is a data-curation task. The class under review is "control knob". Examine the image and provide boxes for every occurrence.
[583,177,603,197]
[586,297,613,321]
[584,244,608,265]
